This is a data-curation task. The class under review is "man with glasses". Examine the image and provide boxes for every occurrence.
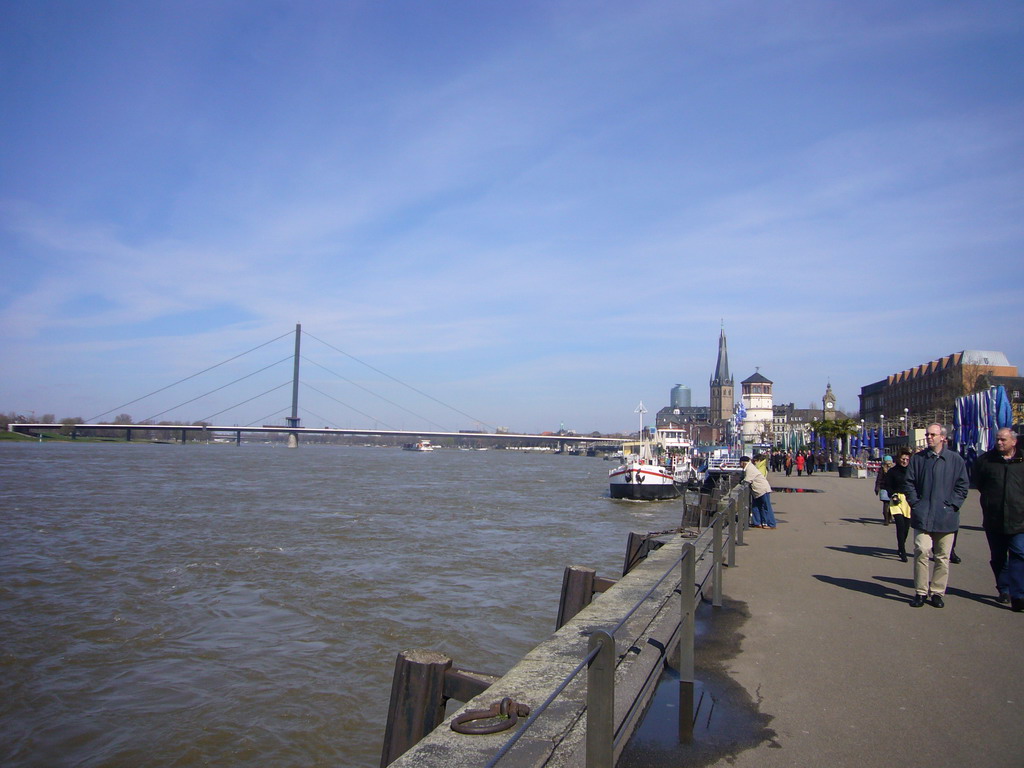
[973,428,1024,610]
[904,424,970,608]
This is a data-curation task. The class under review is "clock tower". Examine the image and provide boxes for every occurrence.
[822,382,837,421]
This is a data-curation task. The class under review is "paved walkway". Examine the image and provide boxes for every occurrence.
[621,470,1024,768]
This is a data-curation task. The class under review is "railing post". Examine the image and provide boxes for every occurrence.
[679,542,696,743]
[727,496,738,567]
[587,629,615,768]
[712,513,724,607]
[737,486,747,546]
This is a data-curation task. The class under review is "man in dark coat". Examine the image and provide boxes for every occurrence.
[973,428,1024,610]
[904,424,970,608]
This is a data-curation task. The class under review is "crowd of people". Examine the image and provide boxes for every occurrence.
[871,424,1022,610]
[745,424,1024,612]
[766,449,838,476]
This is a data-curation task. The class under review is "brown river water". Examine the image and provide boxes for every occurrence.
[0,442,686,767]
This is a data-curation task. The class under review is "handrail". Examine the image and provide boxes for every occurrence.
[482,641,603,768]
[479,490,742,767]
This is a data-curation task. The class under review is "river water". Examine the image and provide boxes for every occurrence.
[0,442,685,767]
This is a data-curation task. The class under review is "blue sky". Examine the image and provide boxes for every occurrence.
[2,1,1022,434]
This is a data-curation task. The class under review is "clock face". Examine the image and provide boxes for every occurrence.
[826,402,834,409]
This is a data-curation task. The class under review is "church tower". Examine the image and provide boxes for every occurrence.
[709,324,734,422]
[822,382,837,421]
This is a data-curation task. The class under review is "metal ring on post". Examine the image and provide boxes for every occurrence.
[451,697,531,735]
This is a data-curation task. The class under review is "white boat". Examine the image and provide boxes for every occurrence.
[402,439,435,452]
[654,426,699,488]
[609,403,682,500]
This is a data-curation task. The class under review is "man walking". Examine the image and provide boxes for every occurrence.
[904,424,969,608]
[973,428,1024,610]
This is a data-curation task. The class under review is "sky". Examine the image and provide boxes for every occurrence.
[2,1,1022,434]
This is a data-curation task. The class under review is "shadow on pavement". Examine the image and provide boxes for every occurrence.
[825,543,901,559]
[812,573,909,602]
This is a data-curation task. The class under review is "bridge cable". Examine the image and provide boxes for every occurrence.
[245,407,292,428]
[303,332,495,431]
[300,381,398,431]
[141,355,293,423]
[301,355,449,431]
[198,381,292,424]
[296,406,340,429]
[89,330,294,422]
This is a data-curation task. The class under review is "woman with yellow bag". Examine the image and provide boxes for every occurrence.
[882,448,914,562]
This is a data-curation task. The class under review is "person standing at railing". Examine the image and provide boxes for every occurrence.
[904,424,969,608]
[741,455,776,529]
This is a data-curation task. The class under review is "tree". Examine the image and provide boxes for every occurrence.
[809,418,860,462]
[60,417,84,436]
[831,418,862,461]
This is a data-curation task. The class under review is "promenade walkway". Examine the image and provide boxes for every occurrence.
[620,470,1024,768]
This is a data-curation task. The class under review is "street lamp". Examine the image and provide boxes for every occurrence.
[880,414,885,437]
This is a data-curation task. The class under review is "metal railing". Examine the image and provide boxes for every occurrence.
[479,484,748,767]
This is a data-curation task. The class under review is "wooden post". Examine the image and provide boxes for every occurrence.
[380,649,452,767]
[623,532,665,576]
[557,565,596,629]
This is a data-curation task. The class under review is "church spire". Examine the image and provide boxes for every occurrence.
[711,323,732,385]
[709,323,735,424]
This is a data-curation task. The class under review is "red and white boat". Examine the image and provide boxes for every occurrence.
[608,402,682,500]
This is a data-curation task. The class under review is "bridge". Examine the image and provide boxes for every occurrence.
[9,323,627,448]
[7,422,624,448]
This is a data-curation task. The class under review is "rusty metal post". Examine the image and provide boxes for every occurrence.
[380,649,452,767]
[587,629,615,768]
[557,565,596,629]
[679,542,696,743]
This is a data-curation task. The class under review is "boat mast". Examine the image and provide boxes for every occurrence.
[635,401,647,444]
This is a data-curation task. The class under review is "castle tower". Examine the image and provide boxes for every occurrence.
[741,369,774,444]
[709,324,734,422]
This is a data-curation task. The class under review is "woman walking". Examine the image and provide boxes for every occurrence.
[874,455,895,525]
[882,448,914,561]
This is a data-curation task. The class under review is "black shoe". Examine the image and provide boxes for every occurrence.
[899,553,908,563]
[1012,598,1024,613]
[930,594,944,608]
[949,553,962,564]
[998,592,1010,604]
[909,594,927,608]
